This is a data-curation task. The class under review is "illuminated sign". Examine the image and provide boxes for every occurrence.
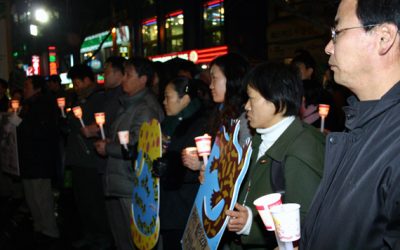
[148,45,228,64]
[32,55,40,75]
[48,46,58,75]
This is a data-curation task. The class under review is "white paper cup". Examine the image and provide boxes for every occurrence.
[118,130,129,145]
[253,193,282,231]
[270,203,301,242]
[194,134,212,156]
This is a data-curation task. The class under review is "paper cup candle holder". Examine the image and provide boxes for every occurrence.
[11,99,20,113]
[118,130,130,150]
[318,104,330,132]
[94,112,106,139]
[194,134,212,165]
[72,106,85,127]
[57,97,66,118]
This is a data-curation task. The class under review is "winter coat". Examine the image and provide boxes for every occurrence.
[104,88,164,198]
[17,93,59,179]
[159,99,210,230]
[64,87,105,168]
[301,82,400,250]
[233,118,325,249]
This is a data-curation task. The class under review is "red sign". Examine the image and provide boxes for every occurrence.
[148,45,228,64]
[32,55,40,75]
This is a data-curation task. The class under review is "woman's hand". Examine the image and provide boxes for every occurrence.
[181,149,202,171]
[225,203,249,232]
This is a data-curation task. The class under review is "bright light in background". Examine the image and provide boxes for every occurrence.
[30,24,38,36]
[35,8,49,23]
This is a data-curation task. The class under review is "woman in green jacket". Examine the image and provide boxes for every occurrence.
[226,62,325,249]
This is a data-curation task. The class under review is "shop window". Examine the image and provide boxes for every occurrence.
[142,17,158,56]
[165,10,184,52]
[203,0,224,47]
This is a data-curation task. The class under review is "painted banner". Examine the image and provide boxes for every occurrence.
[0,113,20,176]
[131,119,162,250]
[182,120,252,250]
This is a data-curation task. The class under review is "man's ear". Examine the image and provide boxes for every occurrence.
[377,23,398,55]
[139,75,148,86]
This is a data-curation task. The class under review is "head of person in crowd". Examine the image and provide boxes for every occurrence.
[11,89,23,101]
[244,62,302,129]
[104,56,126,89]
[67,64,97,98]
[0,78,8,98]
[46,74,62,93]
[291,49,317,81]
[163,77,198,116]
[122,57,154,96]
[325,0,400,100]
[209,53,250,130]
[24,75,45,100]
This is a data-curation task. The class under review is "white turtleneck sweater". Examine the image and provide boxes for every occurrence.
[237,116,295,235]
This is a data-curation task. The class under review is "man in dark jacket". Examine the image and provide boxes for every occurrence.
[301,0,400,249]
[18,76,60,241]
[95,57,164,250]
[65,64,112,249]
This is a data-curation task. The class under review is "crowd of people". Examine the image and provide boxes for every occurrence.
[1,0,400,249]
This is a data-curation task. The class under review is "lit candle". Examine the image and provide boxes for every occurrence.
[72,106,85,127]
[94,112,106,139]
[57,97,66,118]
[11,99,19,113]
[318,104,330,133]
[194,134,212,165]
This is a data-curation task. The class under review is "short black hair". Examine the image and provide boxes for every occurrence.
[105,56,126,74]
[67,64,95,82]
[124,57,154,87]
[27,75,46,90]
[245,62,303,116]
[48,74,61,84]
[167,77,198,99]
[357,0,400,30]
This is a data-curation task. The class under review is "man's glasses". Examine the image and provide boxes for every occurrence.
[330,24,377,43]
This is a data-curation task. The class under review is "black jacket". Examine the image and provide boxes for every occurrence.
[17,93,59,179]
[159,103,209,230]
[301,82,400,250]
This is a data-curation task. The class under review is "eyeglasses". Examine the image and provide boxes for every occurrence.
[330,24,377,43]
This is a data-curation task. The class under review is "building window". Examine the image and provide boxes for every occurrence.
[142,17,158,56]
[165,10,184,52]
[203,0,224,47]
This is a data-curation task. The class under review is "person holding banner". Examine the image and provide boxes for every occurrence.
[94,57,164,250]
[225,62,325,249]
[182,53,253,179]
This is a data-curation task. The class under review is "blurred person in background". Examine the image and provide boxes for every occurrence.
[17,75,60,247]
[0,78,9,112]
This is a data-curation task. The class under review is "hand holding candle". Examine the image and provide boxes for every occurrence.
[94,112,106,139]
[194,134,212,165]
[72,106,85,127]
[57,97,66,118]
[318,104,330,133]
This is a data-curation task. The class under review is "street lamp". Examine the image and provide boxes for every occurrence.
[34,8,49,23]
